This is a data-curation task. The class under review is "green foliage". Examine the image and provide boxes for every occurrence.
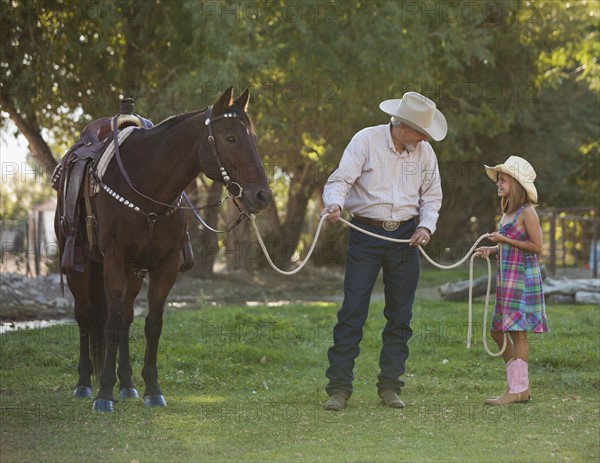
[0,300,598,462]
[0,164,53,220]
[1,0,124,142]
[1,0,598,265]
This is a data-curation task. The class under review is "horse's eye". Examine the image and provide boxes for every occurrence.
[225,136,237,144]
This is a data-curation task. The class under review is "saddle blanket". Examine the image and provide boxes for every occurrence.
[93,125,138,193]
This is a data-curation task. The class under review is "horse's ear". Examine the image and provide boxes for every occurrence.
[212,86,234,116]
[233,88,250,112]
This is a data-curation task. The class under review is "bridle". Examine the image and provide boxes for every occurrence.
[97,105,253,236]
[203,105,245,201]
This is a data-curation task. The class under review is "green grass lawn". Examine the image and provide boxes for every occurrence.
[1,297,598,462]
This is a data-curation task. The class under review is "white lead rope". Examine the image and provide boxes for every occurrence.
[248,213,508,357]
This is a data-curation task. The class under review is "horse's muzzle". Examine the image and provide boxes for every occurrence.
[244,187,273,213]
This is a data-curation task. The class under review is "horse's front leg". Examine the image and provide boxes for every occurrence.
[142,259,179,407]
[92,262,128,412]
[67,271,94,399]
[117,273,144,401]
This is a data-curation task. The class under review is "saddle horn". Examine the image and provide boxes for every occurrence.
[120,98,135,115]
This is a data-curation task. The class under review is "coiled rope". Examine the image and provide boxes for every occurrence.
[248,213,508,357]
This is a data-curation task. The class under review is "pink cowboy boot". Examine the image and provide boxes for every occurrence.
[485,359,512,402]
[485,358,530,405]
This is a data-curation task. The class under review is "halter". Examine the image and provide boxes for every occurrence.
[98,106,251,236]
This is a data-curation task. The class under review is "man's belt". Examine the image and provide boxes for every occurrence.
[352,215,408,231]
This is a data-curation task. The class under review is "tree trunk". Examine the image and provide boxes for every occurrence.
[188,181,223,279]
[277,185,311,265]
[438,275,497,301]
[260,161,320,269]
[1,97,57,173]
[223,201,253,271]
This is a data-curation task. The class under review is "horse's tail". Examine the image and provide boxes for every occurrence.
[89,260,107,377]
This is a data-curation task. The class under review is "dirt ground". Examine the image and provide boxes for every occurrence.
[0,260,593,326]
[0,265,346,324]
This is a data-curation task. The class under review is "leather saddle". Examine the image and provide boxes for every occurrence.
[53,114,153,229]
[53,112,153,275]
[53,101,194,276]
[52,98,194,276]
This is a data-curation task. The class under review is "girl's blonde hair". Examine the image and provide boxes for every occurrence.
[500,174,530,214]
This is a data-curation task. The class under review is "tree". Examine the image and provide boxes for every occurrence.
[215,0,443,267]
[2,0,597,273]
[1,1,128,171]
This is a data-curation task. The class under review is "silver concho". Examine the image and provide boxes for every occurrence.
[382,221,400,231]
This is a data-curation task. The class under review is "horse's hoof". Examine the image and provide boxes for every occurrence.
[73,386,93,398]
[144,394,167,407]
[92,398,115,413]
[118,387,139,400]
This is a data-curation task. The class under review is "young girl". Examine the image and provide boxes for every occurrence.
[475,155,549,405]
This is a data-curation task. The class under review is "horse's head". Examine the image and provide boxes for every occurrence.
[205,87,273,214]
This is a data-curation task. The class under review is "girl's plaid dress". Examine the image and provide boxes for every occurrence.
[492,205,549,333]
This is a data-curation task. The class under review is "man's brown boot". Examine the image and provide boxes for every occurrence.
[380,390,405,408]
[323,393,347,411]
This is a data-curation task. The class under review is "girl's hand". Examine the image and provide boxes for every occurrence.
[474,246,495,259]
[486,232,506,244]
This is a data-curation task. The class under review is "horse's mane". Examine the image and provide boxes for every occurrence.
[153,109,205,129]
[153,106,255,136]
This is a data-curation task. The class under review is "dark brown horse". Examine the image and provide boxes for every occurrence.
[56,87,273,412]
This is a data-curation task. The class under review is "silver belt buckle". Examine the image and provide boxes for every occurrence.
[382,220,400,231]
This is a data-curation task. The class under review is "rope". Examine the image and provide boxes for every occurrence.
[248,213,508,357]
[248,213,328,276]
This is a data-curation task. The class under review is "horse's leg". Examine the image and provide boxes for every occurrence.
[92,260,127,412]
[117,274,143,400]
[67,270,94,399]
[142,260,179,407]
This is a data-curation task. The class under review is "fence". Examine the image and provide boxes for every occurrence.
[0,199,57,276]
[2,205,598,279]
[538,207,598,278]
[0,219,26,258]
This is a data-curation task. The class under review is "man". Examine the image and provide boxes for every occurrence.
[321,91,447,410]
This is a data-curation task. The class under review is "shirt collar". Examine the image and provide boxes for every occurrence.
[385,123,414,156]
[385,123,398,153]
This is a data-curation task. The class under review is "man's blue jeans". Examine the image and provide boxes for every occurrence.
[325,218,419,398]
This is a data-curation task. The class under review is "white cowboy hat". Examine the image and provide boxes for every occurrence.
[484,155,538,203]
[379,91,448,141]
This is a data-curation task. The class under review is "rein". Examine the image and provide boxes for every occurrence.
[183,193,247,233]
[99,107,250,235]
[247,213,509,357]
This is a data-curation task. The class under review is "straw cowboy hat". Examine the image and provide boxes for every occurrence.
[484,155,538,203]
[379,91,448,141]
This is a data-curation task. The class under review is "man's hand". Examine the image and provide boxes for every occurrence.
[321,204,341,223]
[409,227,430,247]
